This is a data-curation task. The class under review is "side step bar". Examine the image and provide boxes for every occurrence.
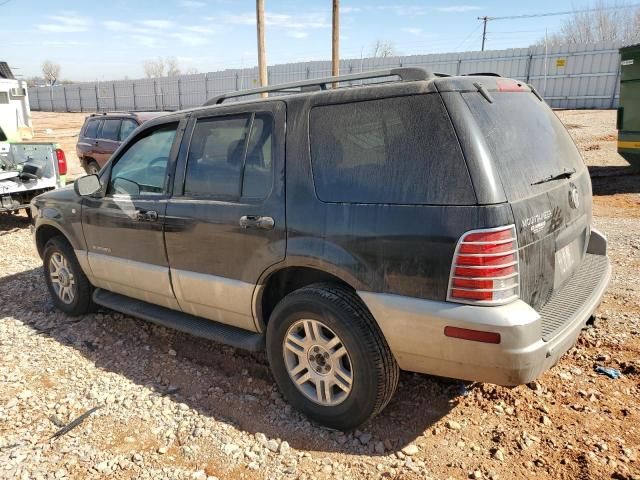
[92,289,265,352]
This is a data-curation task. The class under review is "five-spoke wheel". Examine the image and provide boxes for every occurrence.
[48,251,76,304]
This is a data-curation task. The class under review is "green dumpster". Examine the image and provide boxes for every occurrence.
[618,43,640,167]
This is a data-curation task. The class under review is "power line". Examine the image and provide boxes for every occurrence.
[484,2,640,21]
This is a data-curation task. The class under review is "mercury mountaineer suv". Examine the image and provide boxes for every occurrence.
[31,68,611,430]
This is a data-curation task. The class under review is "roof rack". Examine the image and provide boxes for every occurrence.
[464,72,502,77]
[203,67,446,105]
[89,111,137,117]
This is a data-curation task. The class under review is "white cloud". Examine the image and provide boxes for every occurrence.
[341,6,362,13]
[403,27,423,36]
[139,19,175,29]
[180,0,206,6]
[170,32,208,46]
[219,11,329,29]
[183,25,215,34]
[435,5,481,12]
[103,20,131,32]
[37,13,91,33]
[131,34,159,48]
[287,31,309,39]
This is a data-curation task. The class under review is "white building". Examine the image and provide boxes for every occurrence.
[0,62,32,141]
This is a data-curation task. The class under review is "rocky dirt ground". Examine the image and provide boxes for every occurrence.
[1,111,639,480]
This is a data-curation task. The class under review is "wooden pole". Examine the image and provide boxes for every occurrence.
[256,0,268,97]
[332,0,340,86]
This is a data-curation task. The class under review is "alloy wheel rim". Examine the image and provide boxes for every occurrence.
[49,252,76,304]
[283,319,353,406]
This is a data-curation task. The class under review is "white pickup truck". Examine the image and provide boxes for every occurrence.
[0,126,67,215]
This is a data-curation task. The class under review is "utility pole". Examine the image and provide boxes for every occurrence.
[332,0,340,86]
[256,0,267,97]
[478,16,489,51]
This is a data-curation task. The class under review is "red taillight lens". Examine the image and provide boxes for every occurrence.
[447,225,520,305]
[56,148,67,175]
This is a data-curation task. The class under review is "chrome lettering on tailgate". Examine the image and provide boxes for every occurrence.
[521,210,552,234]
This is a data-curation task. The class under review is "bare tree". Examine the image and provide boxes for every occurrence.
[166,57,181,77]
[41,60,61,86]
[143,57,165,78]
[184,67,199,75]
[370,40,397,58]
[540,1,640,45]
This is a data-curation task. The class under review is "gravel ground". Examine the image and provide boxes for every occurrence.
[1,111,638,480]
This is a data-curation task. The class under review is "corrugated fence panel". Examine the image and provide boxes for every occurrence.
[28,41,622,112]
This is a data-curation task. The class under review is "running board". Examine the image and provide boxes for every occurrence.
[92,289,265,352]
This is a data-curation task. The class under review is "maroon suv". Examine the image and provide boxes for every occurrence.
[76,112,164,174]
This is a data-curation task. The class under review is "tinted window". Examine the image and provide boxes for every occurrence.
[108,123,177,196]
[310,95,474,204]
[463,92,585,201]
[184,115,251,198]
[120,119,138,140]
[0,126,6,141]
[242,113,273,198]
[84,119,100,139]
[101,119,121,141]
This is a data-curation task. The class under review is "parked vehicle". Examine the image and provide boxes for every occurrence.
[32,68,611,429]
[1,132,66,214]
[76,112,165,174]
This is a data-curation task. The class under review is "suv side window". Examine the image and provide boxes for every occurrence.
[84,119,100,139]
[184,115,251,199]
[120,119,138,140]
[101,119,121,141]
[107,123,178,196]
[309,94,474,205]
[184,113,274,200]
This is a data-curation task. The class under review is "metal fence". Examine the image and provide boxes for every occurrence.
[28,41,622,112]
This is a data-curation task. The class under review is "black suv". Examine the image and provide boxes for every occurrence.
[32,68,611,429]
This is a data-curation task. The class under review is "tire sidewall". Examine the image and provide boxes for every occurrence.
[267,290,380,429]
[43,238,91,316]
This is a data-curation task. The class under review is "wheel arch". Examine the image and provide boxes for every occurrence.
[255,264,361,330]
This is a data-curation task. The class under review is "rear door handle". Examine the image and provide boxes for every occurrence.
[135,209,158,222]
[239,215,274,230]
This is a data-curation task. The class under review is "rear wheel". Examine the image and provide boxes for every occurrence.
[43,236,95,315]
[266,283,399,430]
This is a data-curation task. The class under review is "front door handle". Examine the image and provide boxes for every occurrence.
[239,215,274,230]
[135,209,158,222]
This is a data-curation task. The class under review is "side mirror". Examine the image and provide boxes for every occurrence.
[74,174,102,197]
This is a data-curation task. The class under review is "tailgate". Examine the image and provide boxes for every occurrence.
[462,90,592,310]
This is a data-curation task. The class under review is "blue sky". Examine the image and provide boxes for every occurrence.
[3,0,580,81]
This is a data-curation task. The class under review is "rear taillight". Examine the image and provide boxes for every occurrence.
[447,225,519,305]
[56,148,67,176]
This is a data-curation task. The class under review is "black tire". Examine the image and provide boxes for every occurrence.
[266,283,399,430]
[85,160,100,175]
[43,236,95,316]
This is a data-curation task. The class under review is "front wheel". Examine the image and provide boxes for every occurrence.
[43,236,95,315]
[266,283,399,430]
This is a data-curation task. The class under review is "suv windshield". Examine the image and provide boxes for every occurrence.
[463,91,585,201]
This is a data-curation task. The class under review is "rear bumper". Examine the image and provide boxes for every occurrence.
[359,229,611,386]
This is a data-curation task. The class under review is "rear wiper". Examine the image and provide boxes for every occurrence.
[531,168,576,185]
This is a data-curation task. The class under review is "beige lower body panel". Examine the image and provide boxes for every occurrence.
[170,268,257,332]
[359,279,607,386]
[86,252,180,310]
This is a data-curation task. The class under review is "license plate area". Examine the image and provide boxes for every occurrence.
[554,234,585,289]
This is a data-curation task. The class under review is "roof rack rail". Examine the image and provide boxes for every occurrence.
[464,72,502,77]
[89,111,136,117]
[204,67,445,105]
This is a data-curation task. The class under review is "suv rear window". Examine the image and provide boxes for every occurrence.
[84,119,100,139]
[309,95,474,205]
[463,92,584,200]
